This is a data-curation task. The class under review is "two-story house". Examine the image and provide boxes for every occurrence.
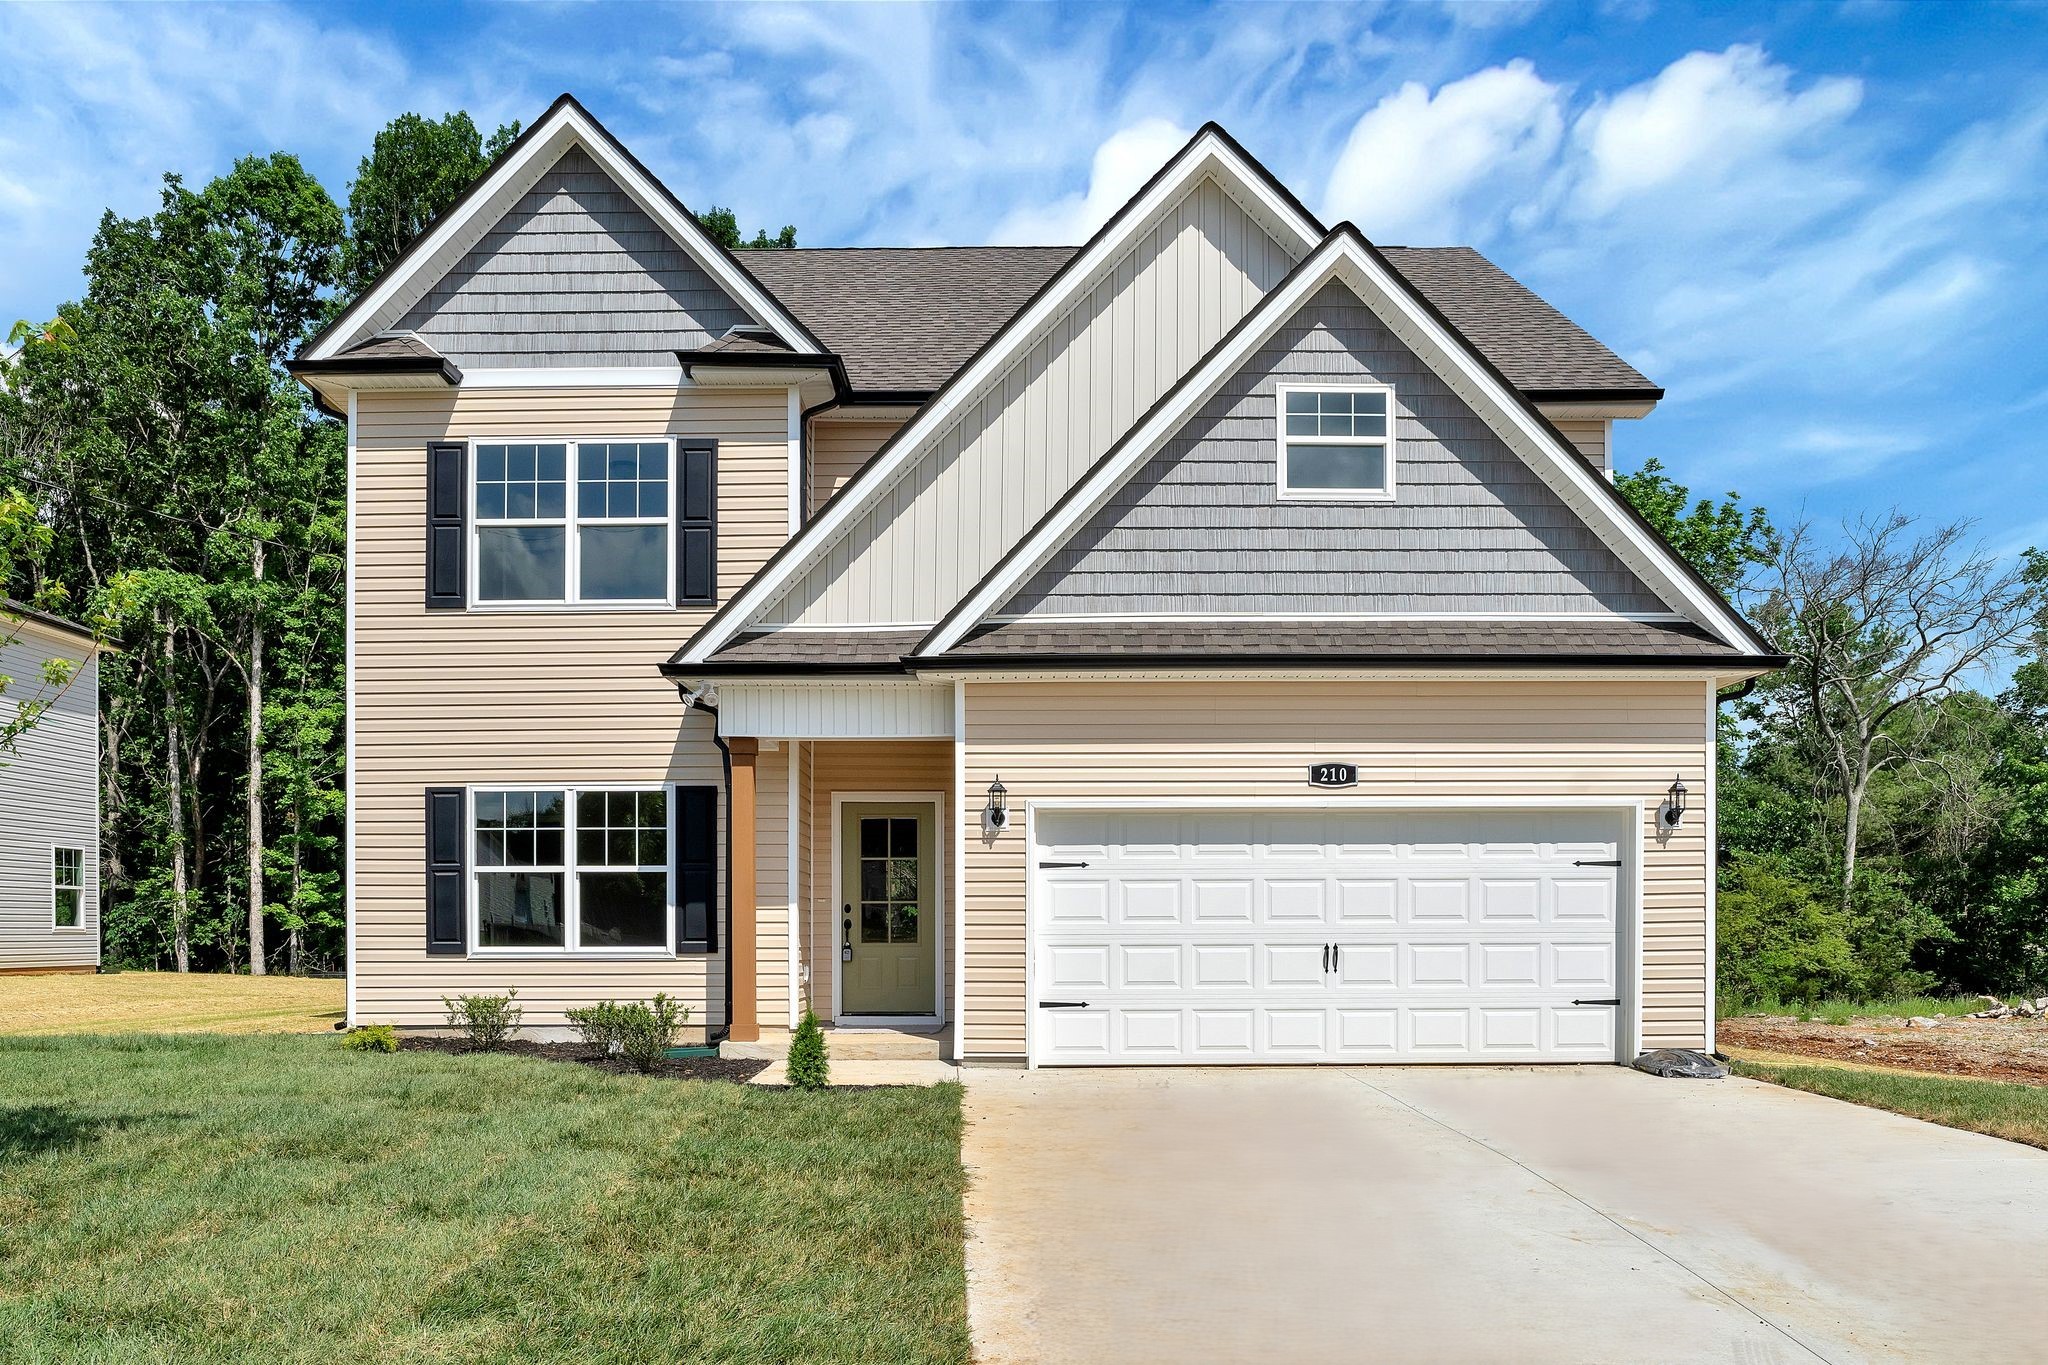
[292,95,1779,1066]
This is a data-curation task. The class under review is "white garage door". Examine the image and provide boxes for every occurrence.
[1030,808,1629,1065]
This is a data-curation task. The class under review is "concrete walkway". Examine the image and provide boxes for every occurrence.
[962,1066,2048,1363]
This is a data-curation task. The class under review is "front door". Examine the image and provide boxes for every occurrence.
[840,802,937,1016]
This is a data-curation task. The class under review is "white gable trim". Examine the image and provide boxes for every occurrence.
[921,234,1762,656]
[676,126,1324,666]
[304,98,821,362]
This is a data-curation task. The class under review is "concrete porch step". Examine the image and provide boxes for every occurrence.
[722,1023,953,1062]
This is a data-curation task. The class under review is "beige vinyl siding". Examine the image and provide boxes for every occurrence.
[764,175,1301,627]
[1549,418,1610,475]
[801,741,953,1020]
[352,384,790,1027]
[807,418,902,518]
[0,632,99,970]
[959,678,1713,1059]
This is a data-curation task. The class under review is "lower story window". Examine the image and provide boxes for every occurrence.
[53,847,83,928]
[474,787,669,952]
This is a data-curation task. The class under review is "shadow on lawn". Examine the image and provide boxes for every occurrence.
[0,1105,132,1161]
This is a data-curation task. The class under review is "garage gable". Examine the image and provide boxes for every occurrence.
[923,230,1768,656]
[996,278,1667,621]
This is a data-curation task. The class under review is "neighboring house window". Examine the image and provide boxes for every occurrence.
[1276,384,1396,501]
[52,847,83,928]
[472,440,672,604]
[472,788,670,952]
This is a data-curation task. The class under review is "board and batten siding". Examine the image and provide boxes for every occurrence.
[763,175,1302,627]
[807,418,903,519]
[0,630,99,970]
[1000,282,1665,619]
[801,740,953,1022]
[958,678,1713,1060]
[391,147,755,369]
[351,384,792,1027]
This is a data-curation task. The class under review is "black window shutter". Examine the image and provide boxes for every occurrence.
[675,784,718,954]
[425,441,466,609]
[424,788,467,955]
[676,441,717,605]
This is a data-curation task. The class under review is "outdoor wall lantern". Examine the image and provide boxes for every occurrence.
[983,776,1010,834]
[1663,775,1688,827]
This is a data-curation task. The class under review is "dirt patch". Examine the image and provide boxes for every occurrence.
[1721,1014,2048,1087]
[400,1036,769,1082]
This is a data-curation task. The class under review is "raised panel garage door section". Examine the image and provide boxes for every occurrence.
[1030,809,1628,1065]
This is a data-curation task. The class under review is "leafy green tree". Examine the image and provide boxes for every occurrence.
[343,112,520,294]
[693,206,796,250]
[1615,456,1777,597]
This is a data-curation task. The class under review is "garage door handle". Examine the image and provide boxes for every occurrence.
[1038,1000,1090,1009]
[1573,859,1622,867]
[1572,998,1621,1006]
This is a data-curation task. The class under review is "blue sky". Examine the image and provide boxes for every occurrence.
[3,0,2046,562]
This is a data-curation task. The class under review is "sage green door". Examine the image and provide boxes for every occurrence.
[840,802,937,1015]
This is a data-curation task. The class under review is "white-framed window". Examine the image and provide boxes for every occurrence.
[52,847,84,929]
[1275,383,1396,501]
[470,786,673,954]
[471,439,673,605]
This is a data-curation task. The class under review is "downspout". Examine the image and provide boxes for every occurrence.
[684,686,734,1046]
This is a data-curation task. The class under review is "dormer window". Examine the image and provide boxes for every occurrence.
[1276,383,1396,501]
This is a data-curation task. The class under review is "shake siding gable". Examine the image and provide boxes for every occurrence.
[760,176,1302,628]
[999,281,1667,619]
[350,384,790,1027]
[393,147,756,369]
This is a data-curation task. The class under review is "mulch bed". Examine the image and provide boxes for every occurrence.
[400,1035,769,1082]
[1721,1015,2048,1087]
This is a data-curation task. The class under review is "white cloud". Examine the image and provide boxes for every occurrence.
[1321,61,1562,244]
[988,117,1194,245]
[1571,44,1861,214]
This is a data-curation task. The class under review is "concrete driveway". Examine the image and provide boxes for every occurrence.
[962,1066,2048,1363]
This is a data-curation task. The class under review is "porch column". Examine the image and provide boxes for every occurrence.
[728,737,760,1043]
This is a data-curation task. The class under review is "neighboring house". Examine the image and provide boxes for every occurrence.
[0,602,101,974]
[292,96,1780,1065]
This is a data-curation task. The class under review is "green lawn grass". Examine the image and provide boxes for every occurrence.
[1719,993,1990,1025]
[0,1034,969,1364]
[1732,1055,2048,1151]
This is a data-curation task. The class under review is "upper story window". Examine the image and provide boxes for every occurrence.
[473,440,672,605]
[1276,383,1396,502]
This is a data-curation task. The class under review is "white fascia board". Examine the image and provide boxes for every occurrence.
[925,235,1760,657]
[306,103,821,362]
[909,665,1768,684]
[677,129,1323,666]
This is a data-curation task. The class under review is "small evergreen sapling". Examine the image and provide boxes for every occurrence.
[787,1008,829,1091]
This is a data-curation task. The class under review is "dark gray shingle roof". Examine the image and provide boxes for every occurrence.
[737,244,1657,399]
[694,629,925,672]
[933,617,1752,664]
[336,332,448,363]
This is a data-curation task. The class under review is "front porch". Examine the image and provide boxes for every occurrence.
[725,725,958,1048]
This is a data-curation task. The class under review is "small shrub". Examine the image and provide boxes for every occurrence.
[615,994,691,1074]
[565,1001,629,1054]
[787,1008,829,1091]
[341,1024,399,1053]
[441,989,522,1051]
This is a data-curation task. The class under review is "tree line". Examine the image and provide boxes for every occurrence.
[0,109,790,973]
[2,106,2040,1003]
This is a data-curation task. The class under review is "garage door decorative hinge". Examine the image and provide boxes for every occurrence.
[1572,998,1622,1006]
[1572,859,1622,867]
[1038,1000,1090,1009]
[1038,860,1090,869]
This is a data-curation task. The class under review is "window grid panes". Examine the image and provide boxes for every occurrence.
[858,817,920,945]
[473,440,672,605]
[52,847,82,928]
[473,788,669,953]
[1279,387,1393,497]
